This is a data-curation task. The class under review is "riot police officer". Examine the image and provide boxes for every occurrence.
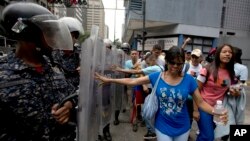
[54,17,84,90]
[0,2,76,141]
[121,42,130,55]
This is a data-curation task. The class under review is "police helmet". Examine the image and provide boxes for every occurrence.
[104,39,112,49]
[121,43,130,48]
[0,2,73,50]
[59,17,84,39]
[121,42,130,53]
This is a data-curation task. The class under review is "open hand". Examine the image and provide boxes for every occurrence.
[94,72,110,83]
[229,84,242,96]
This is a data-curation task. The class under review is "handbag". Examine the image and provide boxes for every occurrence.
[142,72,162,120]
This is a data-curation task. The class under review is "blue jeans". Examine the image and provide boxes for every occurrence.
[196,109,216,141]
[144,117,155,133]
[155,128,190,141]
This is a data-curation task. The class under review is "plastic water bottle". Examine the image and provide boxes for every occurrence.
[213,100,225,125]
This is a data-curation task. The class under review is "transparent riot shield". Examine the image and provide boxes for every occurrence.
[111,48,126,119]
[120,49,130,113]
[99,46,115,133]
[78,25,104,141]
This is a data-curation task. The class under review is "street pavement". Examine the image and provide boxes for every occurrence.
[110,85,250,141]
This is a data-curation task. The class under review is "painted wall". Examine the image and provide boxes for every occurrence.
[146,0,223,28]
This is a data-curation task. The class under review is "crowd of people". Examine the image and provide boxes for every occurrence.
[0,1,249,141]
[94,38,248,141]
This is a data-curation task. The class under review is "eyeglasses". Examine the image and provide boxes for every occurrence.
[168,61,184,66]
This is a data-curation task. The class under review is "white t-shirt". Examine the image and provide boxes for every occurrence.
[187,63,202,79]
[157,57,165,69]
[234,63,248,81]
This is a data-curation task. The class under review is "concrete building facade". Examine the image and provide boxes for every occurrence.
[123,0,222,54]
[218,0,250,75]
[86,0,105,39]
[66,5,87,31]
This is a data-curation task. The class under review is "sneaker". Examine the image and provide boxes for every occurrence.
[103,125,112,141]
[137,115,143,122]
[132,123,138,132]
[143,131,156,139]
[103,131,112,141]
[96,135,104,141]
[122,109,126,113]
[113,119,120,125]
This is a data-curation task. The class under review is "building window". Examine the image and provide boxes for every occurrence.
[130,0,142,11]
[226,32,236,36]
[183,36,213,56]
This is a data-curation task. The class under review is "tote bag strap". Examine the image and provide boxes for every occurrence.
[152,72,162,96]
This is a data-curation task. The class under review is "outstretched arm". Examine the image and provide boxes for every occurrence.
[95,72,150,86]
[115,66,143,74]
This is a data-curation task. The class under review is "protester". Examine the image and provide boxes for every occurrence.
[114,54,163,75]
[95,46,227,141]
[233,47,248,85]
[122,49,143,132]
[186,49,203,138]
[187,49,203,78]
[181,37,192,63]
[215,46,248,141]
[0,2,76,141]
[184,50,192,63]
[151,44,165,68]
[114,53,163,139]
[195,44,236,141]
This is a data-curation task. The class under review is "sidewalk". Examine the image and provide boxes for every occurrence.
[110,110,148,141]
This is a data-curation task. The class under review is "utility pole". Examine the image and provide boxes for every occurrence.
[142,0,146,54]
[114,0,117,42]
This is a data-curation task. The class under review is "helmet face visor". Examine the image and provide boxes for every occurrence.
[32,15,73,50]
[12,15,73,50]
